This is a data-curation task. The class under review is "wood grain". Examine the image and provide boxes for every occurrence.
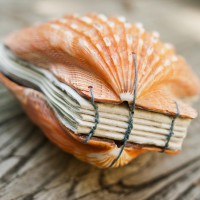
[0,0,200,199]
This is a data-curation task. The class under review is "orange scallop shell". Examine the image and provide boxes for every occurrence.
[4,13,200,118]
[1,13,200,168]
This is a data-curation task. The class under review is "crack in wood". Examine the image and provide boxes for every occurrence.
[0,119,34,156]
[0,137,47,185]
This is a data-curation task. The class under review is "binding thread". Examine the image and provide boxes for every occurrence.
[109,53,138,167]
[84,86,99,144]
[162,101,180,152]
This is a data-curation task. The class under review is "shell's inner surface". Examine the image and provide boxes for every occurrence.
[0,44,192,151]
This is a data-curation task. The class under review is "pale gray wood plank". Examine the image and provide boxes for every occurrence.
[0,0,200,200]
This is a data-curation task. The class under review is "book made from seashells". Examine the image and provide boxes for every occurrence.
[0,14,199,168]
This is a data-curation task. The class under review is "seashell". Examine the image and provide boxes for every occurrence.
[0,13,200,168]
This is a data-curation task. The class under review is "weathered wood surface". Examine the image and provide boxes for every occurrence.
[0,0,200,199]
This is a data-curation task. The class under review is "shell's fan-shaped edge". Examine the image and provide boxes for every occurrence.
[5,13,200,118]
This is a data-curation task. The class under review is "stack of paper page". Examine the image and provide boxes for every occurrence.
[0,44,191,151]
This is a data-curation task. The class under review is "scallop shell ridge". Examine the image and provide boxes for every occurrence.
[5,13,200,118]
